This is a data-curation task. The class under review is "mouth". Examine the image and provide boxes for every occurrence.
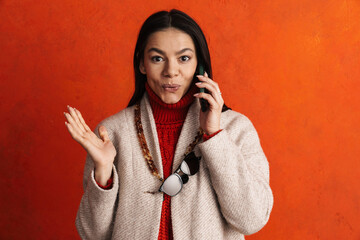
[162,84,181,92]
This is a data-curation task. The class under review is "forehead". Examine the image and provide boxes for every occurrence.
[145,28,195,52]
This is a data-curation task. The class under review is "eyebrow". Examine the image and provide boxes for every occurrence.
[147,47,194,55]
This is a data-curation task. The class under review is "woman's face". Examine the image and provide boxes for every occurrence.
[140,27,198,104]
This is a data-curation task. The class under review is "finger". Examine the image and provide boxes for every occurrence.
[196,75,220,93]
[67,106,86,133]
[195,81,223,104]
[193,92,220,111]
[74,108,92,132]
[98,125,110,142]
[72,107,86,132]
[64,112,83,137]
[65,121,84,144]
[196,75,223,104]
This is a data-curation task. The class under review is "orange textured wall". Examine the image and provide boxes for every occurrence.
[1,0,359,239]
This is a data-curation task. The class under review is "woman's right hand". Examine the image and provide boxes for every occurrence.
[64,105,116,185]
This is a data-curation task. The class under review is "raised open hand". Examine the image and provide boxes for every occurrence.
[64,105,116,185]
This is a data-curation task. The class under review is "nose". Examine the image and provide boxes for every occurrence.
[163,59,179,78]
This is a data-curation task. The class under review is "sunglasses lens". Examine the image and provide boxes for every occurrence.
[160,174,182,197]
[183,152,200,175]
[180,161,191,175]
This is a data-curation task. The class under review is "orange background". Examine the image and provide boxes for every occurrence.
[1,0,359,239]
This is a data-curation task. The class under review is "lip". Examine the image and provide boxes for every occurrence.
[162,84,181,92]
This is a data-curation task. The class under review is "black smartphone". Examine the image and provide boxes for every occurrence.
[197,64,209,112]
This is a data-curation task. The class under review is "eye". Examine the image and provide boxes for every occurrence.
[180,56,190,62]
[151,56,163,62]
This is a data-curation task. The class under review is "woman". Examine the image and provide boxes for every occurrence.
[64,9,273,239]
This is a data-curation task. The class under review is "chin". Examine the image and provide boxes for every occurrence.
[161,95,182,104]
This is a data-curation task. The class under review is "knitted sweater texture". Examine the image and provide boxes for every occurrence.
[75,92,273,239]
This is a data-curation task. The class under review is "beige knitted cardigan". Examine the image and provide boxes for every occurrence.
[75,93,273,239]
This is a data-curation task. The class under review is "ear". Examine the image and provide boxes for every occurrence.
[139,60,146,74]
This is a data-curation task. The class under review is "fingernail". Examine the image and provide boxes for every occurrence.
[195,82,202,85]
[193,93,199,96]
[196,75,204,78]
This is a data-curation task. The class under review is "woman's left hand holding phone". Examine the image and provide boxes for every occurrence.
[64,106,116,186]
[194,72,224,135]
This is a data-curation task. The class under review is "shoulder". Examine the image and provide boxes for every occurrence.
[221,109,261,146]
[99,106,134,127]
[94,105,136,139]
[221,109,256,133]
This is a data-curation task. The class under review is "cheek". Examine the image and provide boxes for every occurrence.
[184,65,197,81]
[145,63,162,78]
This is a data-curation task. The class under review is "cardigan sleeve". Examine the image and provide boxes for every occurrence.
[197,114,273,235]
[75,124,120,240]
[96,176,114,189]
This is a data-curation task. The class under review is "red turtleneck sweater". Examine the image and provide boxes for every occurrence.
[96,83,221,239]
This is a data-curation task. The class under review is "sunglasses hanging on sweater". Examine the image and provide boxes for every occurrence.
[134,103,203,196]
[159,152,201,196]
